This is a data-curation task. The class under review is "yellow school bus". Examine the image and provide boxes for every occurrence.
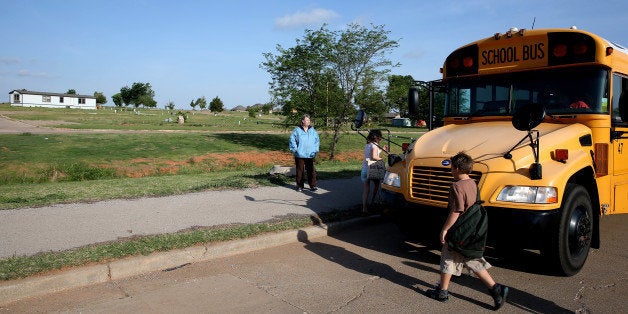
[380,27,628,276]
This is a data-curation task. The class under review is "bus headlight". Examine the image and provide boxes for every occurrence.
[383,171,401,187]
[497,186,558,204]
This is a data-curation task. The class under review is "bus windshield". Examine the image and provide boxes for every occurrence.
[445,66,609,117]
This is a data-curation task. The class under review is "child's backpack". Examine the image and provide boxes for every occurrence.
[445,189,488,258]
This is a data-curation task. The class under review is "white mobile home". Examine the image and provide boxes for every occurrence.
[9,89,97,109]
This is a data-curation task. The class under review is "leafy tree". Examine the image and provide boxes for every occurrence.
[385,75,415,116]
[262,103,273,114]
[138,94,157,108]
[195,97,207,110]
[356,72,388,121]
[262,23,399,159]
[93,91,107,105]
[112,93,123,107]
[247,107,259,118]
[210,96,224,112]
[66,89,77,95]
[119,82,156,108]
[190,100,197,110]
[165,101,175,110]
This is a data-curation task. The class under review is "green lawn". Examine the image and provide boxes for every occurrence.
[0,103,426,280]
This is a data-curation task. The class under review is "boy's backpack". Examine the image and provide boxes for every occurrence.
[445,188,488,258]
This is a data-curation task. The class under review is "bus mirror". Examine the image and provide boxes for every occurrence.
[388,153,402,167]
[512,102,546,131]
[408,87,419,116]
[354,110,366,129]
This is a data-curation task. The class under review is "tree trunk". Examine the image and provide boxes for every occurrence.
[329,126,341,160]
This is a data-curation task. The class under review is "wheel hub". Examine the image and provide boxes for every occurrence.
[568,207,592,255]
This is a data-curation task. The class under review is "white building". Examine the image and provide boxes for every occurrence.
[9,89,97,109]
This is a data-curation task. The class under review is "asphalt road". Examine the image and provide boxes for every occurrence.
[3,215,626,313]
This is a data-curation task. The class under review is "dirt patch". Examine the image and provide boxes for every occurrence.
[103,150,363,178]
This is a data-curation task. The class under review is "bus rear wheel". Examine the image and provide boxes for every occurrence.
[544,184,593,276]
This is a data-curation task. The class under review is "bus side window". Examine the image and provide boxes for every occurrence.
[612,74,628,125]
[620,92,628,123]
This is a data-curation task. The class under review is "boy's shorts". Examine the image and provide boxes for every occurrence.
[440,243,491,276]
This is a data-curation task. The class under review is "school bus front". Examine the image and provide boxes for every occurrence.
[381,27,628,276]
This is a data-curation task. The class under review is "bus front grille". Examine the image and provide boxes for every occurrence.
[410,166,482,203]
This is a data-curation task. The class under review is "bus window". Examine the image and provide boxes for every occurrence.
[447,87,471,115]
[612,74,628,125]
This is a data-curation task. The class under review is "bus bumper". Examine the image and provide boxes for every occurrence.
[381,189,560,249]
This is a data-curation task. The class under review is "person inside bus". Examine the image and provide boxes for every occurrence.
[569,100,590,109]
[568,93,591,109]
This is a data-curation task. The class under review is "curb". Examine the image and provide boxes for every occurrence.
[0,216,380,305]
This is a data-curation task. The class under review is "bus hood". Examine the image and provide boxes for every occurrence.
[410,121,584,162]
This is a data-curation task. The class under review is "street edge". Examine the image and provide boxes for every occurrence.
[0,215,380,305]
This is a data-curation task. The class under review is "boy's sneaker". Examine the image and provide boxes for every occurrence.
[297,187,303,192]
[310,187,318,191]
[490,283,509,310]
[425,288,449,302]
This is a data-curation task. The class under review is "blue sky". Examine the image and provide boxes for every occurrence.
[2,0,627,110]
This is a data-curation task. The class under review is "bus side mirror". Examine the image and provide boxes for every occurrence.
[353,110,366,129]
[408,87,419,117]
[508,102,545,180]
[512,102,545,131]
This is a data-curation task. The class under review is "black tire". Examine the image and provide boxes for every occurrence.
[544,184,593,276]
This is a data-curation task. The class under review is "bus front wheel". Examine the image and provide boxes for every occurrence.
[544,184,593,276]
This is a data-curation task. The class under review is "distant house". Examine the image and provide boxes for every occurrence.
[9,89,97,109]
[383,112,400,124]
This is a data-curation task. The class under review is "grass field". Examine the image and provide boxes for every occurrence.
[0,103,425,209]
[0,103,426,280]
[1,104,285,131]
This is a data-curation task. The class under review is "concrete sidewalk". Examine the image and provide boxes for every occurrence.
[0,177,363,259]
[0,177,367,304]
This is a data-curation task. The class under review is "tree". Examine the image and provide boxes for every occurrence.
[356,72,388,120]
[93,91,107,105]
[210,96,224,112]
[138,94,157,108]
[195,97,207,110]
[262,23,399,160]
[119,82,156,108]
[112,93,123,107]
[190,100,197,110]
[66,89,77,95]
[385,75,415,116]
[165,101,175,110]
[262,103,273,114]
[247,107,259,118]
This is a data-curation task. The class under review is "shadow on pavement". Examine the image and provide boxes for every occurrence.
[297,229,426,293]
[301,218,571,313]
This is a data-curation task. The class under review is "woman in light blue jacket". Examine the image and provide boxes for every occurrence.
[289,114,320,192]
